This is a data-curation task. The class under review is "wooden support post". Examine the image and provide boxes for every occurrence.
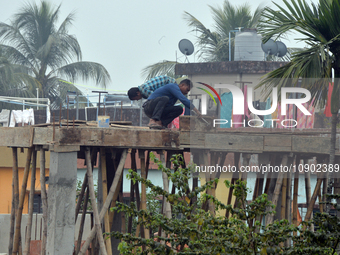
[192,152,200,206]
[160,151,172,220]
[226,152,240,218]
[293,155,300,236]
[128,150,136,234]
[85,147,107,255]
[24,149,37,255]
[285,155,293,248]
[75,187,89,254]
[265,154,288,226]
[40,148,47,255]
[75,174,88,221]
[281,173,287,220]
[304,159,313,229]
[79,149,128,255]
[241,153,251,182]
[305,164,325,222]
[9,147,18,255]
[12,147,32,255]
[139,149,150,239]
[100,148,112,255]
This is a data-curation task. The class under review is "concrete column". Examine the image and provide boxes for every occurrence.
[47,151,77,255]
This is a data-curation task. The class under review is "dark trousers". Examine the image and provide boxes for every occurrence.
[143,96,183,127]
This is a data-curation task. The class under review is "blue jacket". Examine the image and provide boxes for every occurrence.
[147,83,194,109]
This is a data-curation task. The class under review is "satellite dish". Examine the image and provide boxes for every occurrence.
[276,41,287,57]
[261,39,278,55]
[178,39,194,56]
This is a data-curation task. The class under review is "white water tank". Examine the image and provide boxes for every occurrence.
[234,29,264,61]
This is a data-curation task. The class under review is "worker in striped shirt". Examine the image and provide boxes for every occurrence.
[128,75,176,100]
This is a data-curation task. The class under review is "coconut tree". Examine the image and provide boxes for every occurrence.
[0,1,110,109]
[257,0,340,202]
[184,0,264,62]
[141,0,264,80]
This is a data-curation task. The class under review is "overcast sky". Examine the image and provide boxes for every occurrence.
[1,0,309,97]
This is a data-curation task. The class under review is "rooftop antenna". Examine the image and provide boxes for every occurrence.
[261,39,287,60]
[276,41,287,57]
[261,39,278,56]
[178,39,194,63]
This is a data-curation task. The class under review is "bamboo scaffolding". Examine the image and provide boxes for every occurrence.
[79,149,128,255]
[12,147,33,255]
[265,154,288,225]
[293,156,300,237]
[9,147,18,255]
[23,149,37,255]
[226,152,240,218]
[281,174,287,220]
[100,148,112,255]
[160,151,172,217]
[40,148,47,255]
[304,170,325,221]
[75,173,88,221]
[85,147,107,255]
[128,150,135,234]
[75,188,89,254]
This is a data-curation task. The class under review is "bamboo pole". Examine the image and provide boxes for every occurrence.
[128,150,136,234]
[23,150,37,255]
[9,147,18,255]
[12,147,33,255]
[75,188,89,254]
[293,156,300,237]
[265,154,288,226]
[241,154,251,182]
[85,147,107,255]
[139,150,150,240]
[304,159,313,230]
[75,173,88,222]
[100,148,112,255]
[226,152,240,218]
[281,174,287,220]
[40,148,47,255]
[285,158,293,248]
[304,173,324,221]
[108,151,125,229]
[160,151,172,219]
[79,149,128,255]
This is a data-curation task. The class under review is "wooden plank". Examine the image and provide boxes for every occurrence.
[264,135,291,152]
[57,128,180,149]
[33,127,53,145]
[292,136,336,154]
[0,127,32,147]
[205,133,263,152]
[179,132,205,147]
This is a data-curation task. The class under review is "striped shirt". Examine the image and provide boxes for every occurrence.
[138,76,176,99]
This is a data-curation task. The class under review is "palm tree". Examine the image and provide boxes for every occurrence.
[257,0,340,200]
[0,1,110,109]
[184,0,263,62]
[142,0,264,80]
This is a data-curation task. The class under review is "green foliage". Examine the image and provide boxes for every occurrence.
[110,153,340,254]
[110,153,299,254]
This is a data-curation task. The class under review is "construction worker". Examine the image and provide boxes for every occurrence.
[143,79,201,129]
[128,75,176,100]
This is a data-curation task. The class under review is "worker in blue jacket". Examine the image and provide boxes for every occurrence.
[143,79,201,129]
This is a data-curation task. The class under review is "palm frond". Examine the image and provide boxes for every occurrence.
[55,61,110,88]
[141,61,178,81]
